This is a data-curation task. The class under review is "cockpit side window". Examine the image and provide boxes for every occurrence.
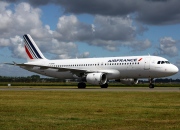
[157,61,161,64]
[165,61,170,64]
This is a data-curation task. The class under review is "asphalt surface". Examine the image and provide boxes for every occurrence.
[0,87,179,92]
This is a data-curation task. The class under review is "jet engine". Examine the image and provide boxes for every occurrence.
[116,78,138,85]
[86,73,107,85]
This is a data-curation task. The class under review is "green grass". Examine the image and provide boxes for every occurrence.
[0,91,179,130]
[0,82,180,87]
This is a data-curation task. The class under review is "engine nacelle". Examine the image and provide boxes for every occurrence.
[116,78,138,85]
[86,73,107,85]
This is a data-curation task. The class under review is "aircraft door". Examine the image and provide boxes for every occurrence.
[144,57,150,70]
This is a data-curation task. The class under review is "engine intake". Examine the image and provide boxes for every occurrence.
[86,73,107,85]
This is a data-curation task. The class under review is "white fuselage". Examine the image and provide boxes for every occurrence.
[22,55,178,80]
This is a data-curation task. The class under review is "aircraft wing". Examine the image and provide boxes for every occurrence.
[5,62,116,77]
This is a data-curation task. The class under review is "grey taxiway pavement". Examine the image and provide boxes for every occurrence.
[0,87,179,92]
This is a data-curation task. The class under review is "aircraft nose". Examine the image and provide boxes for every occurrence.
[169,65,179,74]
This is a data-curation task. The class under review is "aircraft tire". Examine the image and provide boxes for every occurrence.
[78,82,86,89]
[149,84,154,89]
[101,83,108,88]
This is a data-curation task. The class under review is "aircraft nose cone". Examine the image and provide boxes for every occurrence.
[170,65,179,74]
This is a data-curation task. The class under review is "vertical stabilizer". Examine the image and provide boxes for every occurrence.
[23,34,47,61]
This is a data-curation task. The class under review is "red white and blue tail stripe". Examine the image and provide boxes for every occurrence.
[23,34,46,61]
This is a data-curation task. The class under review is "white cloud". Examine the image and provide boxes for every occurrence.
[0,1,9,12]
[49,38,78,59]
[0,38,10,46]
[0,2,43,37]
[54,14,150,51]
[93,15,136,41]
[0,2,80,59]
[130,39,151,51]
[82,52,90,57]
[0,2,151,61]
[0,2,12,32]
[55,15,92,41]
[90,39,120,51]
[159,37,178,57]
[14,2,42,28]
[0,1,43,57]
[78,52,90,58]
[10,35,26,58]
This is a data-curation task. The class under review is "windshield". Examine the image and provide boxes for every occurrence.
[157,61,170,64]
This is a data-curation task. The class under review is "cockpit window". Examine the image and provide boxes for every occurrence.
[165,61,170,64]
[157,61,170,64]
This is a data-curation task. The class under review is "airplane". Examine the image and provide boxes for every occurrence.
[6,34,179,88]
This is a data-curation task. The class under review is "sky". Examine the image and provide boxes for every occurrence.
[0,0,180,79]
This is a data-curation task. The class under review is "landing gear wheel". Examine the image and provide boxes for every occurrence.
[78,82,86,89]
[149,78,155,89]
[100,83,108,88]
[149,84,154,89]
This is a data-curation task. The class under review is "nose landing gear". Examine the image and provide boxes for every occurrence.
[149,78,154,88]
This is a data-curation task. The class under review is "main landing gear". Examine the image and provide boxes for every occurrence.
[78,82,86,88]
[149,78,154,89]
[100,83,108,88]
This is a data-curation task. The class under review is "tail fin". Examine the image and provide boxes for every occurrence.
[23,34,47,61]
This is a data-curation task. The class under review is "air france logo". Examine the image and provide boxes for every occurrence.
[108,58,143,63]
[138,58,143,61]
